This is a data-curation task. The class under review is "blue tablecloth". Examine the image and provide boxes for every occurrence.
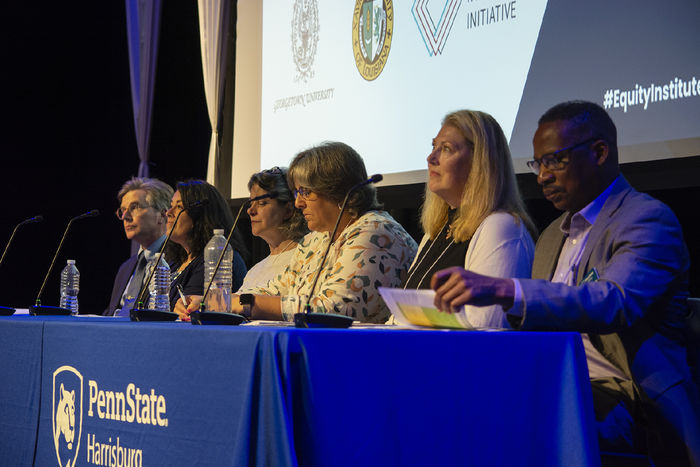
[0,316,599,466]
[0,318,43,465]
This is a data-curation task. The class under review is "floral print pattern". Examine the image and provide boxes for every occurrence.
[240,211,417,323]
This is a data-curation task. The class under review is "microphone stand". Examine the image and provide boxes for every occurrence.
[30,210,99,316]
[0,215,43,316]
[294,174,383,328]
[190,192,278,325]
[129,203,202,322]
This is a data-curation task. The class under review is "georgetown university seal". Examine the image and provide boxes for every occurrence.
[291,0,320,82]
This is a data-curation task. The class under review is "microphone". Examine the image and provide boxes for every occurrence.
[0,215,43,269]
[294,174,383,328]
[182,199,208,217]
[0,215,43,316]
[130,200,207,322]
[357,173,383,187]
[190,192,279,325]
[73,210,100,221]
[31,210,100,316]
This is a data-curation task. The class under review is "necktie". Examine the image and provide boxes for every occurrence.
[117,252,148,316]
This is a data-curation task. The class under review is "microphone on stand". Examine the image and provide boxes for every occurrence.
[30,210,100,316]
[294,174,383,329]
[0,215,43,316]
[190,192,279,325]
[130,200,207,322]
[0,215,43,269]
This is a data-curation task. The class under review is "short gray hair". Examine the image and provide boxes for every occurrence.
[287,142,382,218]
[117,177,173,212]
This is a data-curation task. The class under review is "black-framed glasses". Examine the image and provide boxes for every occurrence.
[115,202,150,220]
[526,138,599,175]
[292,186,313,200]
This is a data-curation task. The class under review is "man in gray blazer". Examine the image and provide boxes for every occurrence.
[104,177,173,316]
[431,101,700,464]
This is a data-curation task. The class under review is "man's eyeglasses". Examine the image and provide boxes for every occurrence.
[292,186,314,200]
[115,202,150,220]
[526,138,599,175]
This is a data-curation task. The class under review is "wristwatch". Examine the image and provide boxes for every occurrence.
[239,294,254,319]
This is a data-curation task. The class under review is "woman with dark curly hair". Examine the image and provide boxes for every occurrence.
[166,179,247,317]
[237,167,308,290]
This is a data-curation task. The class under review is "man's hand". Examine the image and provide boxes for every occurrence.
[430,267,515,313]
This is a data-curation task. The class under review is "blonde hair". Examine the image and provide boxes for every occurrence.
[421,110,536,242]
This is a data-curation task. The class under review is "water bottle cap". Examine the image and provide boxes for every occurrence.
[213,229,224,235]
[67,259,76,264]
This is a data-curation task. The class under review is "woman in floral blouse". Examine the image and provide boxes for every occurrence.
[229,142,417,323]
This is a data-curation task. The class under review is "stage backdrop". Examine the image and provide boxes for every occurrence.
[231,0,700,197]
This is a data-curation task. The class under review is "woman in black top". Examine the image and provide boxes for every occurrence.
[166,180,247,317]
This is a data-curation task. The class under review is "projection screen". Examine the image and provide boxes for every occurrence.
[232,0,700,198]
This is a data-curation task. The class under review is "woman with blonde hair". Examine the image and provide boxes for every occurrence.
[401,109,536,327]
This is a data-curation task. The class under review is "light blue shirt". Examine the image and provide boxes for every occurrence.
[118,235,167,308]
[511,176,628,380]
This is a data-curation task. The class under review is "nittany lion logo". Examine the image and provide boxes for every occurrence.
[53,366,83,467]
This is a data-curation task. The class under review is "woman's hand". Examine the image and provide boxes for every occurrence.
[173,294,203,321]
[230,294,243,314]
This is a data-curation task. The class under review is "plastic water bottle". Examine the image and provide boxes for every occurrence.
[204,229,233,313]
[60,259,80,315]
[147,256,171,312]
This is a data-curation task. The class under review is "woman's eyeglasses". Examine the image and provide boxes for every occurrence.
[292,186,314,200]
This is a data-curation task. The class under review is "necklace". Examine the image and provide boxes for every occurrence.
[331,215,358,244]
[403,221,455,289]
[268,240,295,269]
[178,256,194,273]
[170,256,194,283]
[270,239,294,256]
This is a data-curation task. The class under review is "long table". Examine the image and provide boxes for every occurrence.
[0,316,599,466]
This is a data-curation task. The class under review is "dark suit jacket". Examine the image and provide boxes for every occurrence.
[104,254,138,316]
[515,176,700,456]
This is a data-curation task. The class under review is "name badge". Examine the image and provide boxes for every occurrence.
[581,268,599,283]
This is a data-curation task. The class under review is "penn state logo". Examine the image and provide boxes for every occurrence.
[352,0,393,81]
[53,366,83,467]
[291,0,319,83]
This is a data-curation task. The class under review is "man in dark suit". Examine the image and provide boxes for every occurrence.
[431,101,700,463]
[104,178,173,316]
